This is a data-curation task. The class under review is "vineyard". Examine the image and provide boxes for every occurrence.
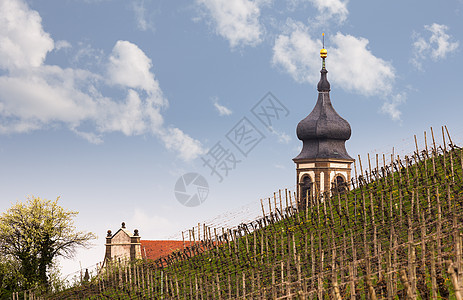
[19,128,463,299]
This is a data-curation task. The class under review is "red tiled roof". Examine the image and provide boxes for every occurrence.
[140,240,185,261]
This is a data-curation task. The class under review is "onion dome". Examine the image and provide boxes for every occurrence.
[293,42,353,161]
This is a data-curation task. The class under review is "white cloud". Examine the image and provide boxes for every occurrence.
[196,0,264,48]
[329,33,395,96]
[272,20,400,120]
[0,65,164,138]
[107,40,166,105]
[55,40,72,51]
[286,0,348,24]
[97,89,150,136]
[72,43,104,67]
[269,127,291,144]
[0,66,100,126]
[0,0,54,70]
[132,0,153,31]
[72,129,103,144]
[158,128,207,161]
[272,21,395,97]
[0,0,205,161]
[381,93,406,122]
[309,0,348,23]
[272,21,320,84]
[212,98,232,116]
[0,118,41,134]
[411,23,459,69]
[424,24,459,59]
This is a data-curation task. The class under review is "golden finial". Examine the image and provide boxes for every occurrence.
[320,33,327,59]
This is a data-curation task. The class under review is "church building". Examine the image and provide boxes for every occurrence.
[103,37,355,264]
[293,40,354,205]
[104,222,184,262]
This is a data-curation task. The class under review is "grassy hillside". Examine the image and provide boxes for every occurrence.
[41,135,463,299]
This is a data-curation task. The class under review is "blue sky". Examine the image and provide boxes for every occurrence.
[0,0,462,277]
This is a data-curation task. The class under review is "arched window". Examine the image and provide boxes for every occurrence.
[332,175,347,194]
[299,175,312,208]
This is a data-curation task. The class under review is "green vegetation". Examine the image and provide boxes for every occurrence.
[0,196,95,297]
[30,140,463,299]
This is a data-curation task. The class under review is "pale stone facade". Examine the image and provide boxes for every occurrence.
[295,158,352,199]
[105,222,142,261]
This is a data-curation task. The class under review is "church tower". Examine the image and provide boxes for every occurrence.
[293,36,354,204]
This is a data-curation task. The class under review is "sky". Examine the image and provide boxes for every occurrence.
[0,0,462,278]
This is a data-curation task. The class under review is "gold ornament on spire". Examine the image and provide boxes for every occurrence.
[320,33,327,59]
[320,48,327,59]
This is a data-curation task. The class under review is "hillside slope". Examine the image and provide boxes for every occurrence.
[46,134,463,299]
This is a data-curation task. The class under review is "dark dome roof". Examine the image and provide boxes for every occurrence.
[296,94,351,141]
[294,67,353,161]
